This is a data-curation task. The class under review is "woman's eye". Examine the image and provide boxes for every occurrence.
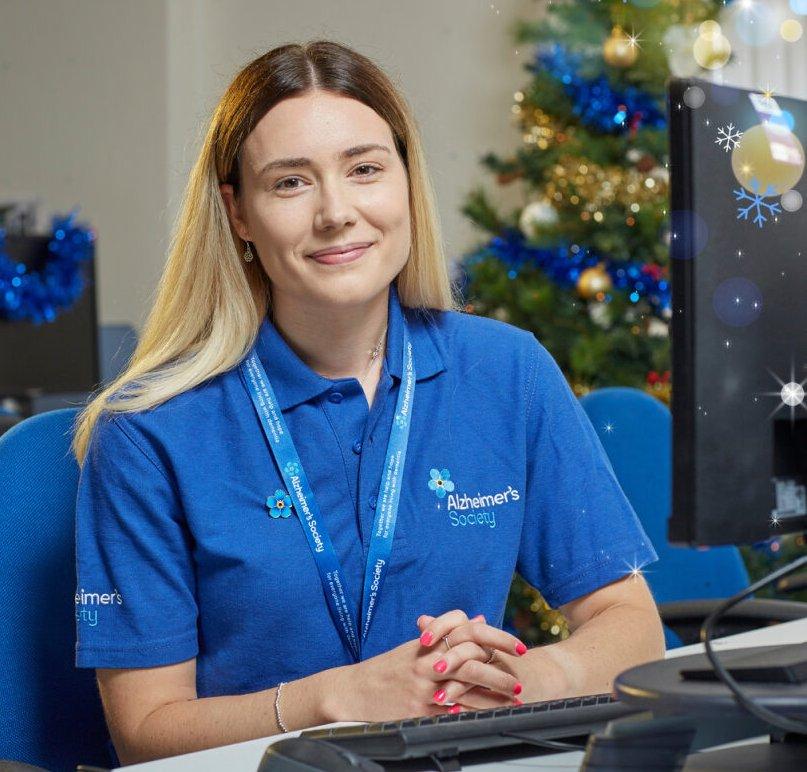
[273,164,381,191]
[353,163,381,177]
[274,177,303,190]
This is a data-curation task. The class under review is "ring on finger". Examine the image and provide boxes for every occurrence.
[443,633,453,651]
[483,648,496,664]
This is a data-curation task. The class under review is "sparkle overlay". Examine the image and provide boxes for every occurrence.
[758,361,807,425]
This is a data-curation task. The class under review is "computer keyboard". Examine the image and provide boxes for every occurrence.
[300,692,643,761]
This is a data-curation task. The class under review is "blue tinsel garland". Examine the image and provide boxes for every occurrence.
[529,43,667,134]
[0,209,95,324]
[461,227,671,316]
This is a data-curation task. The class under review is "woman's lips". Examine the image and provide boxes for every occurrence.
[309,244,371,265]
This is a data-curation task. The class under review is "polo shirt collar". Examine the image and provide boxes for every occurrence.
[253,280,446,411]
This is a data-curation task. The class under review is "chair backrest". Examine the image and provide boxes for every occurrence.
[579,387,751,603]
[99,324,138,384]
[0,409,114,772]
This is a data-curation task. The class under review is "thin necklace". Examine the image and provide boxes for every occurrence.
[269,306,388,382]
[360,324,388,381]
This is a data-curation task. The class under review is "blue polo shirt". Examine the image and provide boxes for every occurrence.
[74,281,658,698]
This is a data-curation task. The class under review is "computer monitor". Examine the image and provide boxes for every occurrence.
[668,77,807,547]
[0,233,100,408]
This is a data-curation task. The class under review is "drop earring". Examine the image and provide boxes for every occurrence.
[243,241,254,262]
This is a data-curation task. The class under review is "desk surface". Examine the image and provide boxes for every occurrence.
[121,617,807,772]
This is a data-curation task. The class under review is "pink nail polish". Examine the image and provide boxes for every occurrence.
[513,682,522,695]
[433,688,447,703]
[448,704,462,714]
[515,642,527,655]
[420,631,433,646]
[433,659,448,673]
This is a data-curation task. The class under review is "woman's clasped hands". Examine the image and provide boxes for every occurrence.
[336,609,528,723]
[416,610,527,714]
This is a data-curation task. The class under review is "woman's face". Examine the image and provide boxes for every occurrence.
[220,89,412,310]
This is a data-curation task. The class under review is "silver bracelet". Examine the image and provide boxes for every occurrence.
[274,681,289,733]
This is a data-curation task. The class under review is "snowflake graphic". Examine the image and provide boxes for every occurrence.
[734,178,782,228]
[715,123,743,152]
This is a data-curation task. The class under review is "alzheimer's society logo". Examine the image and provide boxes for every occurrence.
[75,587,123,627]
[427,467,520,531]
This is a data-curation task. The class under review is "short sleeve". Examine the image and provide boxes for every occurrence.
[74,413,199,668]
[516,339,659,609]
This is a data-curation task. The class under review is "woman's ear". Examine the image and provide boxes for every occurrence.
[219,183,250,243]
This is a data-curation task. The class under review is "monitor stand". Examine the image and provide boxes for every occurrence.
[608,644,807,770]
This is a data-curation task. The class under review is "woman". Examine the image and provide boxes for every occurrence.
[72,40,663,766]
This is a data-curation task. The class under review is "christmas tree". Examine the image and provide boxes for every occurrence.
[457,0,738,645]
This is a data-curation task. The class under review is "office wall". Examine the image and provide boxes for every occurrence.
[1,0,805,332]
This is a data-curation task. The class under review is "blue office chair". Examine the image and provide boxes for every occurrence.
[0,408,116,772]
[579,386,807,649]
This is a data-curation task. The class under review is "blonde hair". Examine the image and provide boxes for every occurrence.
[72,40,461,466]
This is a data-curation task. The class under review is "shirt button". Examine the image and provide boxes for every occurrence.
[352,440,363,454]
[369,495,377,509]
[328,391,343,404]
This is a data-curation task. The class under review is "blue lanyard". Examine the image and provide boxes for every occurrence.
[239,322,415,662]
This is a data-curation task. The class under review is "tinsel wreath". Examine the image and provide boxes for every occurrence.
[0,209,95,324]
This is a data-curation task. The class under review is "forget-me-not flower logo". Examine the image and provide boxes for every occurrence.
[428,468,455,499]
[267,489,293,519]
[394,414,407,428]
[284,461,300,476]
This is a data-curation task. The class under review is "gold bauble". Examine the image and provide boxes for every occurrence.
[577,263,613,300]
[731,123,805,196]
[645,382,672,406]
[603,26,638,68]
[572,381,592,398]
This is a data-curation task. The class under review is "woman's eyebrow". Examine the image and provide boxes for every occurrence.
[258,143,391,176]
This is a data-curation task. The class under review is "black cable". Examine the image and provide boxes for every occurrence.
[700,552,807,735]
[498,731,586,751]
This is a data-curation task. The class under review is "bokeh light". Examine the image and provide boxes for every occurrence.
[683,85,706,109]
[733,1,781,47]
[781,189,804,211]
[781,19,804,42]
[731,123,805,195]
[712,277,763,327]
[669,210,709,259]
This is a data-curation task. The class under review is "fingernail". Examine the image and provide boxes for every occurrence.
[433,688,447,703]
[433,659,448,673]
[514,697,524,707]
[472,614,485,622]
[420,631,433,646]
[515,642,527,655]
[513,682,522,695]
[448,704,462,714]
